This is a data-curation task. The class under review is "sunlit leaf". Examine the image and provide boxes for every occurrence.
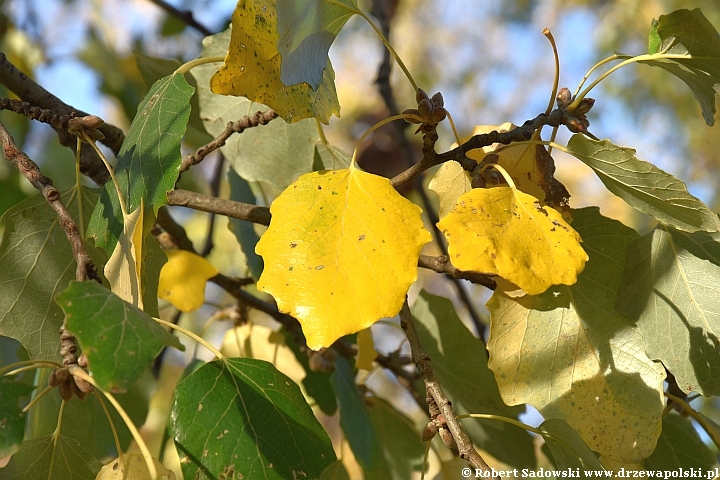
[636,9,720,126]
[0,378,33,457]
[210,0,341,123]
[172,358,335,480]
[193,28,326,199]
[276,0,357,89]
[330,357,388,477]
[57,281,184,393]
[566,135,720,233]
[256,165,431,350]
[411,291,536,469]
[428,160,472,219]
[438,186,587,295]
[96,454,175,480]
[157,249,219,312]
[616,226,720,395]
[367,397,425,479]
[88,73,193,253]
[644,414,716,470]
[0,435,101,480]
[540,419,604,470]
[0,188,105,361]
[105,202,144,309]
[486,207,666,463]
[315,142,352,171]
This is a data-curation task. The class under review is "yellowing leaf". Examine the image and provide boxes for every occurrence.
[105,203,144,309]
[356,328,377,371]
[158,250,219,312]
[96,454,175,480]
[428,160,472,219]
[210,0,340,124]
[437,187,587,295]
[256,165,432,350]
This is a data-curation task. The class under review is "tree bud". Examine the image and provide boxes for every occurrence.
[416,88,430,103]
[421,421,438,442]
[556,87,572,108]
[431,92,444,108]
[418,98,433,119]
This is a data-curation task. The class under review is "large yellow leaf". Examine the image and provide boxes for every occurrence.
[437,187,587,295]
[210,0,340,124]
[256,165,432,350]
[157,249,219,312]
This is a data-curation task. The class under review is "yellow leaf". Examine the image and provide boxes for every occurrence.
[256,165,432,350]
[355,328,377,371]
[105,203,144,309]
[157,250,219,312]
[96,454,175,480]
[210,0,340,124]
[437,187,587,295]
[428,160,472,219]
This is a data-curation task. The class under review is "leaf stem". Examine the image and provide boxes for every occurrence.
[48,400,66,475]
[81,131,129,217]
[445,110,461,144]
[21,384,53,413]
[0,360,63,377]
[327,0,418,91]
[351,113,425,165]
[457,413,545,436]
[483,163,517,190]
[71,368,158,480]
[94,392,125,458]
[174,56,227,75]
[542,28,560,116]
[665,392,720,450]
[153,316,226,361]
[571,54,619,100]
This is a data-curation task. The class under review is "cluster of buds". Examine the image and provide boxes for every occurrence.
[403,88,447,125]
[556,87,595,135]
[49,361,94,401]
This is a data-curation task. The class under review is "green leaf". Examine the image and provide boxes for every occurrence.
[57,280,183,393]
[540,419,604,470]
[191,27,324,199]
[644,414,716,470]
[1,435,101,480]
[638,9,720,126]
[172,358,335,480]
[0,377,33,457]
[320,460,351,480]
[648,19,661,55]
[228,169,264,280]
[0,188,106,361]
[367,397,425,479]
[315,142,352,171]
[277,0,357,89]
[330,357,388,477]
[411,291,535,470]
[486,207,666,463]
[566,135,720,233]
[141,235,166,318]
[616,226,720,395]
[87,73,193,253]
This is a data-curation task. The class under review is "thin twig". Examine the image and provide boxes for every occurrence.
[0,119,98,400]
[147,0,214,37]
[400,300,497,477]
[180,110,278,174]
[0,53,124,186]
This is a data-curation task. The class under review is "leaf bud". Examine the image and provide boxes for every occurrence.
[416,88,430,103]
[430,107,447,123]
[421,421,438,442]
[573,97,595,115]
[439,427,457,449]
[431,92,444,108]
[556,87,572,108]
[402,108,422,124]
[418,98,434,119]
[471,174,486,189]
[80,115,105,129]
[566,118,586,133]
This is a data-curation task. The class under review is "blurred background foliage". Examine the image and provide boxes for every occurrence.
[2,0,720,473]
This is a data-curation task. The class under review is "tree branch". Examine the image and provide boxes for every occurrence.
[146,0,214,37]
[400,300,497,477]
[0,52,125,186]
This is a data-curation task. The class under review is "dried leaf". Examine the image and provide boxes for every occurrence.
[438,187,587,295]
[157,249,219,312]
[105,203,144,309]
[256,165,431,349]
